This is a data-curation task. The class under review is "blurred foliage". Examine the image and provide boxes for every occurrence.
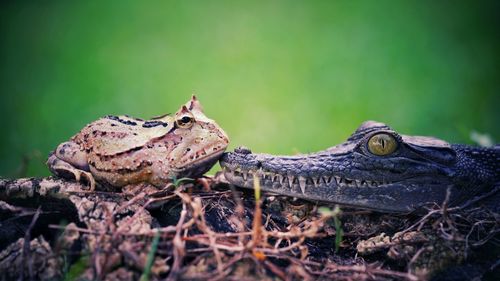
[0,0,499,177]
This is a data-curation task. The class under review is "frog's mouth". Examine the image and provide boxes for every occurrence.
[172,148,226,178]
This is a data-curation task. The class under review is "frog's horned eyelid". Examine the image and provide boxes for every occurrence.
[179,105,191,114]
[187,95,205,113]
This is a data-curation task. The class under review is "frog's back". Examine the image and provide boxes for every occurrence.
[73,115,174,156]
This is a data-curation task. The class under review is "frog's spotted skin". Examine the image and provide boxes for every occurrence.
[47,96,229,190]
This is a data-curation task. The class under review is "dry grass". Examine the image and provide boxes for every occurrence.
[3,177,497,281]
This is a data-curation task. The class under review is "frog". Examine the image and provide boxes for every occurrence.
[46,96,229,191]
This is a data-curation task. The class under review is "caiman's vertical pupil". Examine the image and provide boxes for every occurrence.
[368,133,397,156]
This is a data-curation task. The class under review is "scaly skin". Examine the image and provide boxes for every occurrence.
[220,121,499,212]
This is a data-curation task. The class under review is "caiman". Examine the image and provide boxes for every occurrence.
[220,121,499,212]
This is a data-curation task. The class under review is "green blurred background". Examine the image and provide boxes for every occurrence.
[1,0,499,178]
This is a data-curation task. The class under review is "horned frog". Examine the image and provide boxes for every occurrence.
[47,96,229,190]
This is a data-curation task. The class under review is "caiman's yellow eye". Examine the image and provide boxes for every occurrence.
[176,114,194,128]
[368,133,397,156]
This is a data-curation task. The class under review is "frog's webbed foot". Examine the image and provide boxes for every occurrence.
[47,153,96,191]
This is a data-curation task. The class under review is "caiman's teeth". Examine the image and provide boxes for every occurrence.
[287,175,295,188]
[313,177,320,187]
[334,176,341,184]
[256,167,263,175]
[318,177,325,185]
[273,174,281,183]
[281,175,287,185]
[323,176,332,184]
[257,168,265,180]
[298,176,306,194]
[247,170,253,180]
[232,168,241,178]
[229,167,390,189]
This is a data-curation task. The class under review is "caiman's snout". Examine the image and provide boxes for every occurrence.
[220,146,261,172]
[220,146,286,188]
[220,141,461,213]
[234,146,252,155]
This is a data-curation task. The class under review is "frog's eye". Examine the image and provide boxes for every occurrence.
[367,133,398,156]
[176,114,194,128]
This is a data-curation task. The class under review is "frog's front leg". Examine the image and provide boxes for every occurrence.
[46,141,96,191]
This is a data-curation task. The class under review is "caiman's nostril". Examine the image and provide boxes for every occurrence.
[235,146,252,155]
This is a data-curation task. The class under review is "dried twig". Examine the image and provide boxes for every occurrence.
[19,207,41,281]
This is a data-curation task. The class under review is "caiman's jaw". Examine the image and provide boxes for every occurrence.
[221,147,396,189]
[220,150,453,212]
[219,121,466,213]
[222,164,398,190]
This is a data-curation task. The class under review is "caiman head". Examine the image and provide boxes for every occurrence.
[220,121,499,212]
